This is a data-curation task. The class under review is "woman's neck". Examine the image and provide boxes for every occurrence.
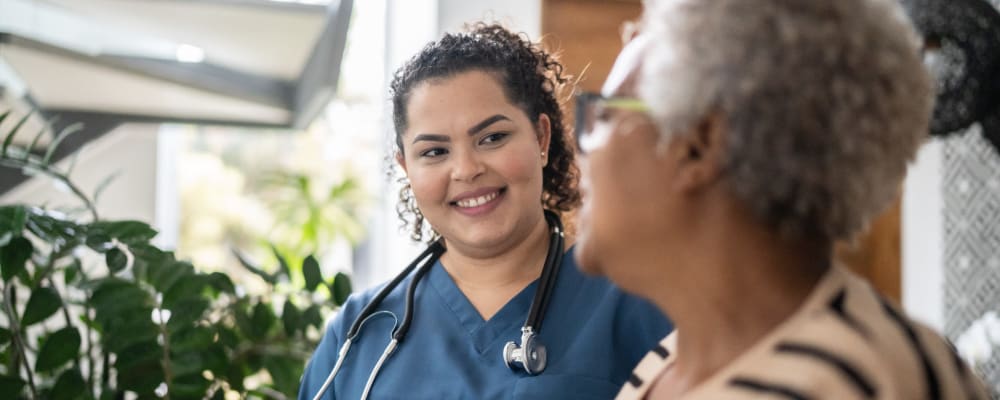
[647,218,831,395]
[440,212,553,320]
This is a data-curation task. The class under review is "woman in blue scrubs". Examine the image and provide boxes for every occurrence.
[298,23,672,400]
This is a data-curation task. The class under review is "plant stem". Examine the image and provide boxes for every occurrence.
[0,158,99,221]
[3,283,38,398]
[157,309,173,400]
[46,275,81,373]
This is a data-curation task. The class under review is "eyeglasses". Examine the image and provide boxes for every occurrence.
[574,92,651,155]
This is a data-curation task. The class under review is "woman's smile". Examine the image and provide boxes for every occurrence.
[451,187,508,216]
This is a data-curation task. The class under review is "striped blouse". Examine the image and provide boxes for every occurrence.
[616,266,989,399]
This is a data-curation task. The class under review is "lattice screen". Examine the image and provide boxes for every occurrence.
[942,122,1000,395]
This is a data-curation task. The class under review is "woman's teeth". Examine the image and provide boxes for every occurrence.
[456,191,499,208]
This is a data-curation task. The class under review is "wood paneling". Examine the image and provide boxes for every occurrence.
[836,198,903,302]
[541,0,642,93]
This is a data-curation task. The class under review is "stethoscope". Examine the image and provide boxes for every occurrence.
[311,210,565,400]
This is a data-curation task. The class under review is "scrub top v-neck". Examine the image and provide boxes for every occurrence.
[298,246,672,400]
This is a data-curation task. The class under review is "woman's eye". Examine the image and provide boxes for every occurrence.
[419,148,448,158]
[480,132,510,145]
[595,106,614,122]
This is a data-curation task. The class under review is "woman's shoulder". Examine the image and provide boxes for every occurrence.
[737,268,988,399]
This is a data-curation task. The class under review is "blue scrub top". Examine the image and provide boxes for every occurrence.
[298,246,672,400]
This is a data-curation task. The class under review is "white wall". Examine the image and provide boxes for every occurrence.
[436,0,541,39]
[1,124,159,226]
[902,139,945,331]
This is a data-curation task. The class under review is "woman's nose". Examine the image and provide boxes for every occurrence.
[450,149,485,182]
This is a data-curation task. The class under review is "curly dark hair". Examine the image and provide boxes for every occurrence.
[389,23,580,242]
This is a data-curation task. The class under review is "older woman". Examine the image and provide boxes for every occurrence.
[573,0,989,399]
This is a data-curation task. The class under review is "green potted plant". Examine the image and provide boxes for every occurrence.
[0,110,352,399]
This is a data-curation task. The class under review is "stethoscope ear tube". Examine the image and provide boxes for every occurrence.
[396,241,445,341]
[347,240,445,339]
[526,210,564,332]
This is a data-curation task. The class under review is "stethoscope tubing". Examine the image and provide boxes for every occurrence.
[346,240,444,340]
[312,211,562,399]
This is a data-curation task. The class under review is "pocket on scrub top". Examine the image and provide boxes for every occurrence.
[511,374,622,400]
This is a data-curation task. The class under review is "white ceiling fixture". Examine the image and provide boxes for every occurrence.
[0,0,353,128]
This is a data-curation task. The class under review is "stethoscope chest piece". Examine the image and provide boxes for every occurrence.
[503,328,547,375]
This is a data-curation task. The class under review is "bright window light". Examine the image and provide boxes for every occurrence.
[175,44,205,63]
[266,0,332,5]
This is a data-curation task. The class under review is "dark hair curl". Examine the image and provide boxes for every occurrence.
[390,23,580,242]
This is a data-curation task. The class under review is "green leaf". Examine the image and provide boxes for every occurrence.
[25,208,82,244]
[231,248,276,284]
[149,261,194,295]
[0,206,28,242]
[170,373,211,399]
[92,170,121,206]
[282,300,301,337]
[26,127,47,157]
[90,280,153,323]
[302,255,322,292]
[35,327,81,373]
[217,326,240,349]
[51,368,86,400]
[113,340,161,370]
[101,308,158,354]
[0,374,26,398]
[206,272,235,296]
[0,236,32,282]
[22,286,62,326]
[250,302,276,340]
[87,221,157,246]
[169,351,209,379]
[328,177,358,200]
[130,243,172,283]
[271,244,291,281]
[84,233,111,253]
[234,303,254,342]
[63,259,80,285]
[105,248,127,274]
[42,122,83,165]
[302,304,323,330]
[264,355,302,395]
[114,342,163,395]
[161,274,206,309]
[170,326,215,353]
[330,272,352,306]
[1,111,32,157]
[165,298,210,331]
[0,327,10,346]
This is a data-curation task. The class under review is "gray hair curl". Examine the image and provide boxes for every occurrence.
[640,0,933,240]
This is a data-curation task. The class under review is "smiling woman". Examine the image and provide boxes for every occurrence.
[297,23,673,400]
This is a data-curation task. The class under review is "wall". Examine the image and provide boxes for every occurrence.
[0,124,159,225]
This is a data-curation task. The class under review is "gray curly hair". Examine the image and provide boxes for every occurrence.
[639,0,933,240]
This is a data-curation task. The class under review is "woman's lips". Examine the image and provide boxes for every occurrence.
[451,188,506,216]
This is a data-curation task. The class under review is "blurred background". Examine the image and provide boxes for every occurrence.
[1,0,999,397]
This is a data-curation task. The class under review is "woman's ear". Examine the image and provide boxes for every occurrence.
[396,151,408,174]
[537,113,553,165]
[671,113,727,193]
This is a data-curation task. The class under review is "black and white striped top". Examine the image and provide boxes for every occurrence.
[616,266,989,399]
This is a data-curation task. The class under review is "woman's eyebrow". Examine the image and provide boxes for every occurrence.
[410,114,512,144]
[467,114,511,135]
[411,133,450,144]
